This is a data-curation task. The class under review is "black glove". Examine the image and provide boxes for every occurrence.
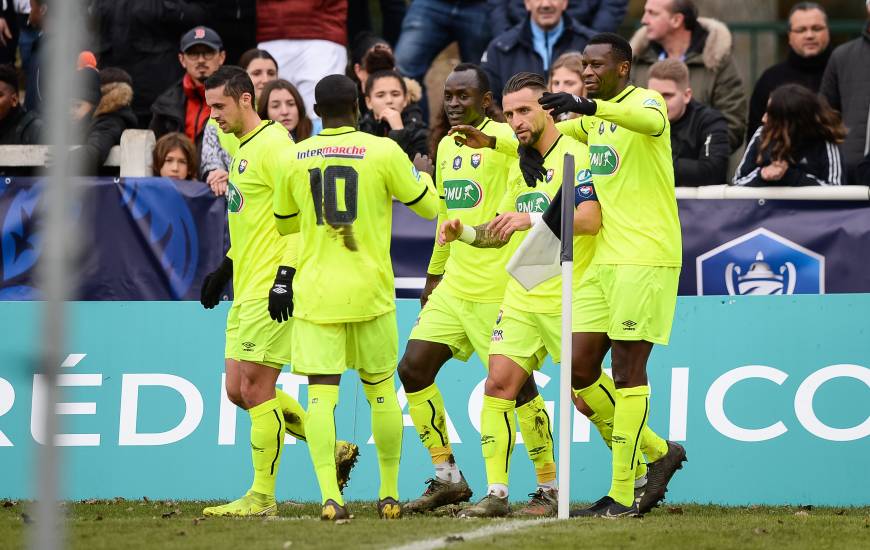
[518,145,547,187]
[268,266,296,323]
[200,257,232,309]
[539,92,597,118]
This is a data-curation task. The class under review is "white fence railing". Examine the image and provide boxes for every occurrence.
[0,129,156,177]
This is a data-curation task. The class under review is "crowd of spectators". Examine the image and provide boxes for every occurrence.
[0,0,869,186]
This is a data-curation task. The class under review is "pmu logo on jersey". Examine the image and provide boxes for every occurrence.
[589,144,619,175]
[443,179,481,209]
[238,159,248,174]
[471,153,481,168]
[227,181,244,213]
[515,190,551,213]
[696,228,824,295]
[452,156,462,170]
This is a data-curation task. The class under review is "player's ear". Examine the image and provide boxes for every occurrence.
[618,60,631,79]
[481,90,493,111]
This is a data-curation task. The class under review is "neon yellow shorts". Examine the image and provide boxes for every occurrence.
[224,298,292,369]
[488,305,561,374]
[572,264,680,345]
[291,311,398,377]
[408,288,500,362]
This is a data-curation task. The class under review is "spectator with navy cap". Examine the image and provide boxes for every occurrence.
[149,25,226,155]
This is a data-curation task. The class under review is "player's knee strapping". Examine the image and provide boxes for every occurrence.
[276,388,306,441]
[406,383,452,464]
[305,384,342,505]
[516,394,556,486]
[480,395,516,487]
[610,385,651,507]
[248,397,285,496]
[361,372,402,499]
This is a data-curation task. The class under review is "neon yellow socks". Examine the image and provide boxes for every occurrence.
[516,394,556,487]
[276,388,306,441]
[248,397,285,497]
[361,373,403,500]
[305,384,342,505]
[406,383,453,466]
[480,394,516,492]
[609,386,651,506]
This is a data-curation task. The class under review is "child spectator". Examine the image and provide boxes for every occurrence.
[257,79,314,142]
[733,84,845,187]
[548,52,585,120]
[153,131,197,180]
[359,68,428,160]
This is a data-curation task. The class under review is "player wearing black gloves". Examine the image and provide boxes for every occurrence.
[200,256,233,308]
[268,266,295,322]
[538,92,598,117]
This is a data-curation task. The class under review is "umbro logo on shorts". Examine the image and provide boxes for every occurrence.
[242,341,256,350]
[622,320,637,331]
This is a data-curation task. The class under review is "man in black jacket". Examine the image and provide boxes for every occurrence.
[647,59,728,186]
[747,2,830,141]
[89,0,217,128]
[481,0,594,103]
[0,64,40,145]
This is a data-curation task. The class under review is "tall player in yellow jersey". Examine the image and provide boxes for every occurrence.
[398,64,557,517]
[273,75,439,521]
[539,33,688,517]
[198,67,357,517]
[440,73,602,518]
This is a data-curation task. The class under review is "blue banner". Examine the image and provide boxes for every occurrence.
[0,177,227,300]
[1,297,868,504]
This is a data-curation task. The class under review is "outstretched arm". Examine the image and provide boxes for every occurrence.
[438,212,532,248]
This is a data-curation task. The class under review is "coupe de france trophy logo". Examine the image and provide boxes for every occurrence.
[697,228,824,295]
[724,251,796,295]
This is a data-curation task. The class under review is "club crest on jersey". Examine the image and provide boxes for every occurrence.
[453,156,462,170]
[227,181,244,213]
[589,144,620,175]
[238,159,248,174]
[546,168,554,182]
[471,153,481,168]
[515,190,551,213]
[443,179,482,209]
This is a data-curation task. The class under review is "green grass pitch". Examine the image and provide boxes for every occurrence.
[2,500,868,549]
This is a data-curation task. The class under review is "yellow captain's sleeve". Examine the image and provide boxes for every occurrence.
[592,90,668,137]
[497,163,524,214]
[278,234,298,267]
[383,141,438,219]
[556,117,590,144]
[426,158,450,275]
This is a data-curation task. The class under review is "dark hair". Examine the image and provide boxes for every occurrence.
[314,74,358,117]
[350,32,389,66]
[452,62,491,94]
[586,32,633,64]
[99,67,133,87]
[0,63,18,92]
[364,70,407,97]
[237,48,278,72]
[361,45,396,74]
[787,2,827,30]
[153,132,197,179]
[502,71,547,97]
[669,0,698,31]
[759,83,845,164]
[258,79,313,141]
[204,65,255,103]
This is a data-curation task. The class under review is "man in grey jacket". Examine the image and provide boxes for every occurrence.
[630,0,746,152]
[820,0,870,184]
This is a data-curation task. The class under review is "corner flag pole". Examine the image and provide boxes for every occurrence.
[557,154,574,519]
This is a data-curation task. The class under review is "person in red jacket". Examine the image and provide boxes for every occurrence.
[255,0,348,123]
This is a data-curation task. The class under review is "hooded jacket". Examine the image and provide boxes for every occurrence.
[820,24,870,183]
[359,101,429,161]
[149,75,210,154]
[71,81,138,175]
[630,17,746,151]
[0,105,41,145]
[747,45,831,141]
[482,15,596,103]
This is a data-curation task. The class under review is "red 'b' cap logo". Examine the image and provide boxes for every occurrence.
[194,28,206,39]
